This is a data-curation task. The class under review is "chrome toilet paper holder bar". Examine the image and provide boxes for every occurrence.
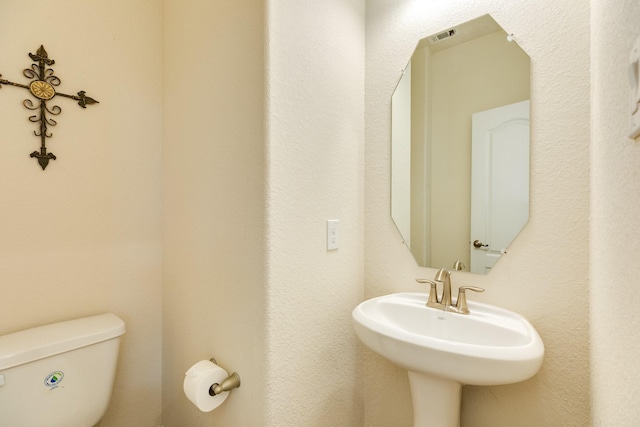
[208,358,241,396]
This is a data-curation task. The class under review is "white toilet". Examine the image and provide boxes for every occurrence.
[0,313,126,427]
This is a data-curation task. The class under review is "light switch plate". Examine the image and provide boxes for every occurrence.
[327,220,339,251]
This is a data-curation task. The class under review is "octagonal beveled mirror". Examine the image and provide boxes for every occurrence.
[391,14,531,274]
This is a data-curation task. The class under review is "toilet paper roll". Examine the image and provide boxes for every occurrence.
[183,360,230,412]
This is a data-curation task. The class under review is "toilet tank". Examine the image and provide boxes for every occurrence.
[0,313,126,427]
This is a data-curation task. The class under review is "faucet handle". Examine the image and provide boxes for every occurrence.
[416,279,439,306]
[455,286,485,314]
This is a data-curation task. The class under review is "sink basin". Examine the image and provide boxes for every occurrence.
[352,292,544,427]
[352,292,543,386]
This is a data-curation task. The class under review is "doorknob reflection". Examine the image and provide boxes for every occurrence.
[473,240,489,249]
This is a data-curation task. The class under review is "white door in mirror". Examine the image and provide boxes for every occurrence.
[470,100,529,274]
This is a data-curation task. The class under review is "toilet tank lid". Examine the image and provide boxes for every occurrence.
[0,313,125,371]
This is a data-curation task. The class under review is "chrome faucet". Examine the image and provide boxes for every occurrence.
[416,268,485,314]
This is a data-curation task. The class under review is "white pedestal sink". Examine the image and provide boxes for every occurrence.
[352,293,544,427]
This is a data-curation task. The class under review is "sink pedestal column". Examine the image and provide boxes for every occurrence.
[408,372,462,427]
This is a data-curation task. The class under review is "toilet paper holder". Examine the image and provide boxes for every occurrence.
[208,358,241,396]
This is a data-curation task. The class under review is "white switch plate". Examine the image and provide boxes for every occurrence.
[629,34,640,138]
[327,220,339,250]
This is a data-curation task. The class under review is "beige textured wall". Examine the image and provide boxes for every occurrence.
[265,0,365,425]
[162,0,365,425]
[0,1,163,426]
[365,1,590,426]
[162,0,267,425]
[591,0,640,424]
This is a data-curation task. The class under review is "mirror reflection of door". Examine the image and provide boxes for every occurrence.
[470,100,530,274]
[390,14,531,274]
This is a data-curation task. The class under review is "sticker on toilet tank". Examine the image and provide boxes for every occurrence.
[44,371,64,389]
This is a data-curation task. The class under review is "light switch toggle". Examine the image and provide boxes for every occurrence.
[327,220,339,251]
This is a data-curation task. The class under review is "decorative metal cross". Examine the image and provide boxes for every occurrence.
[0,45,98,170]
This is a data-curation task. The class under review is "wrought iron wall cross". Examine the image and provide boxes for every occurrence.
[0,45,98,170]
